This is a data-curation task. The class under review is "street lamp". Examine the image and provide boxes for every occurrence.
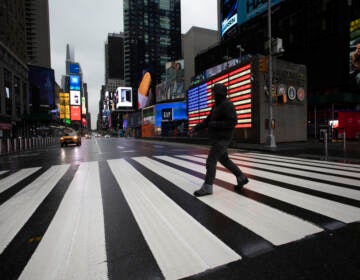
[266,0,276,147]
[236,44,245,62]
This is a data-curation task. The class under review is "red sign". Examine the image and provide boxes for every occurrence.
[70,106,81,121]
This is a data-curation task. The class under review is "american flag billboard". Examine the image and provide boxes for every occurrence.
[188,63,252,129]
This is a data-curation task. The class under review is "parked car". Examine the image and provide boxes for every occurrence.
[60,133,81,147]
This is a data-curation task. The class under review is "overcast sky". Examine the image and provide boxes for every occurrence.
[49,0,218,128]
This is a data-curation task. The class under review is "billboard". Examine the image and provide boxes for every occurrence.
[188,63,252,129]
[69,63,80,74]
[221,0,238,37]
[82,97,86,114]
[70,106,81,121]
[116,87,133,108]
[70,90,81,106]
[59,92,70,119]
[28,65,55,108]
[237,0,282,26]
[349,18,360,90]
[138,71,152,109]
[156,60,185,102]
[69,75,81,90]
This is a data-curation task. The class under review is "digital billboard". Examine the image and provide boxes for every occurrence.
[221,0,238,37]
[69,63,80,74]
[349,18,360,90]
[70,90,81,106]
[69,75,81,90]
[237,0,282,26]
[82,97,86,114]
[116,87,133,108]
[138,71,152,109]
[59,92,70,119]
[155,102,187,127]
[70,106,81,121]
[28,65,55,108]
[188,63,252,129]
[156,60,185,102]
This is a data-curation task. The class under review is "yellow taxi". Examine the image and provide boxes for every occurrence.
[60,130,81,147]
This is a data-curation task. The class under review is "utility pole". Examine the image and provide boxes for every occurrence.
[266,0,276,147]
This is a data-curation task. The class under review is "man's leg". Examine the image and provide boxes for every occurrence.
[219,151,249,190]
[194,143,223,196]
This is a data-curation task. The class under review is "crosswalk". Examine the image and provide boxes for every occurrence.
[0,152,359,279]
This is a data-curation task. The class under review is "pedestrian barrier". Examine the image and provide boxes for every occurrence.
[0,137,58,156]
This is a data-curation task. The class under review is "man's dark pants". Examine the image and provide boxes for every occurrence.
[205,141,242,185]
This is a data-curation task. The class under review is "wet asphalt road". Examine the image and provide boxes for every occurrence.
[0,136,359,280]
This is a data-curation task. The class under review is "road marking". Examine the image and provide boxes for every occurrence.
[0,165,70,254]
[179,155,360,201]
[19,162,108,280]
[138,156,322,246]
[108,158,240,280]
[0,167,41,194]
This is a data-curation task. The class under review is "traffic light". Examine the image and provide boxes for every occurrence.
[259,56,268,72]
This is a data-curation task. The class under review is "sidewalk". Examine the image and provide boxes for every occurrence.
[147,136,360,164]
[231,139,360,163]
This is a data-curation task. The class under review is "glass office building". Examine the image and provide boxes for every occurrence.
[123,0,181,91]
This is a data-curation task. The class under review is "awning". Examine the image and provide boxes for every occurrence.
[0,122,12,130]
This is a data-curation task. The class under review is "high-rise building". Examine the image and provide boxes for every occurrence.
[0,1,29,136]
[24,0,51,68]
[123,0,181,91]
[105,33,125,92]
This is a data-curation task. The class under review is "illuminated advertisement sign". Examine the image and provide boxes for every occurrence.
[69,63,80,74]
[28,65,55,107]
[82,97,86,114]
[138,71,152,109]
[70,90,81,106]
[221,0,238,37]
[116,87,133,108]
[155,102,187,127]
[157,60,185,102]
[188,64,252,129]
[59,92,70,119]
[70,106,81,121]
[349,18,360,90]
[69,75,81,90]
[237,0,282,26]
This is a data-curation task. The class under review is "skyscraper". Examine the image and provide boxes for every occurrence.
[24,0,51,68]
[123,0,181,91]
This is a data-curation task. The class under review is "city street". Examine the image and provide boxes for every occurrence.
[0,137,359,280]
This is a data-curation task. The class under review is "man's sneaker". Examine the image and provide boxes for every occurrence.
[234,174,249,191]
[194,183,213,197]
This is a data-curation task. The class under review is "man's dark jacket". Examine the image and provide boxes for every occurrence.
[193,92,237,143]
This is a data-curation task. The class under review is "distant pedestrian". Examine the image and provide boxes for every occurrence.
[189,83,248,197]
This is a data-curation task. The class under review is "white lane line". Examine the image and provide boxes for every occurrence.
[179,155,360,201]
[0,170,8,176]
[0,165,70,254]
[140,156,322,246]
[19,162,108,280]
[108,158,240,280]
[230,154,360,179]
[245,152,360,170]
[0,167,41,194]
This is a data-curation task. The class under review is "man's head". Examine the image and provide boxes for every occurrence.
[213,83,227,96]
[212,83,227,104]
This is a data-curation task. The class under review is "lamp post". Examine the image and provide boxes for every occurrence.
[266,0,276,147]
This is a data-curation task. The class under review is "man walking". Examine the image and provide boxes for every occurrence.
[189,83,248,197]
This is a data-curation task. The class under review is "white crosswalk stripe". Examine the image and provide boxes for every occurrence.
[0,167,41,194]
[177,155,360,201]
[108,158,240,279]
[0,152,359,279]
